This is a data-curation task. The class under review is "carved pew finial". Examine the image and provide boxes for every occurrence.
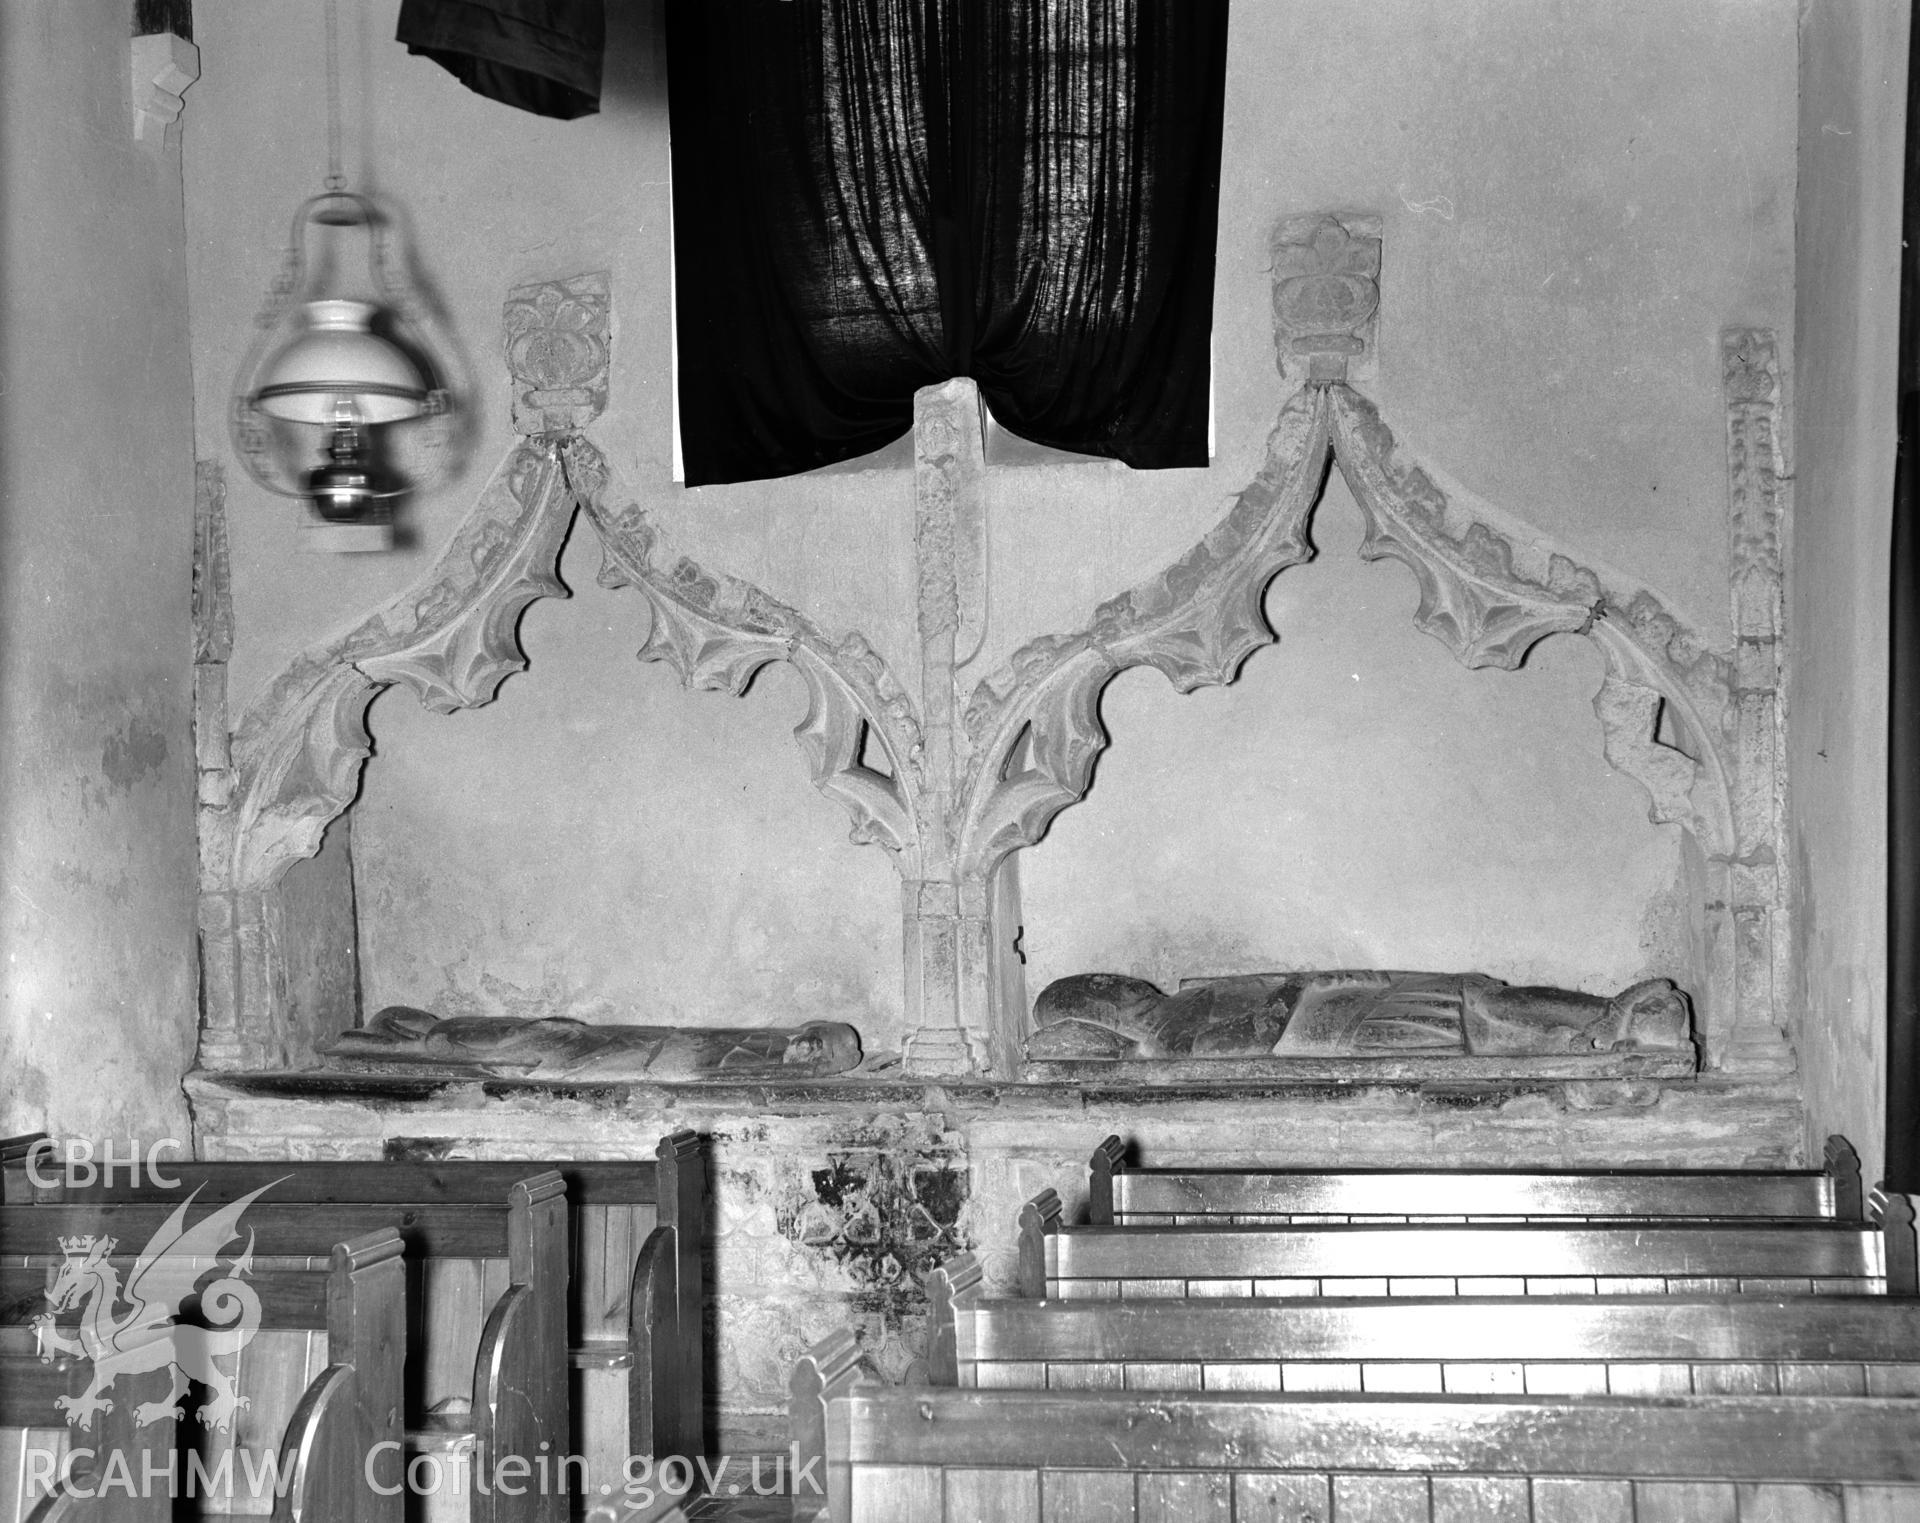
[789,1330,872,1523]
[1872,1187,1918,1296]
[1017,1189,1065,1299]
[1825,1135,1865,1220]
[1088,1137,1129,1225]
[926,1253,985,1387]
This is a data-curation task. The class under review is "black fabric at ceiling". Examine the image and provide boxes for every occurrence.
[1887,11,1920,1193]
[668,0,1229,487]
[132,0,192,42]
[397,0,605,120]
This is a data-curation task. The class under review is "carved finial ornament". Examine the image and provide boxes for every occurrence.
[1270,213,1382,384]
[504,272,612,435]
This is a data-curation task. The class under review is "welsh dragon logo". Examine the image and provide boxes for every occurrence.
[32,1182,282,1432]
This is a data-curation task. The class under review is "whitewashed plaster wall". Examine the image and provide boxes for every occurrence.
[0,3,201,1140]
[181,2,1797,1055]
[1788,0,1910,1186]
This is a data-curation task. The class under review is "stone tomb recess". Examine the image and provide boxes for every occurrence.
[187,219,1802,1444]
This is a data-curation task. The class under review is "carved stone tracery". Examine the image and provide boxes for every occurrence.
[197,227,1789,1080]
[579,450,924,864]
[1720,327,1791,1069]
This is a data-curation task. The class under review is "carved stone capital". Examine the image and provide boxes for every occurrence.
[504,272,611,435]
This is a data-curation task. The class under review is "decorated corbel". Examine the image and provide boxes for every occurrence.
[131,29,199,147]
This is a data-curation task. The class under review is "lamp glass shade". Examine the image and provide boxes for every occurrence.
[252,299,429,425]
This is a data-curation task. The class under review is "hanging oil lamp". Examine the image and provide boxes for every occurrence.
[229,0,454,550]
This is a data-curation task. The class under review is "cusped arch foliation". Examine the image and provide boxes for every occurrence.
[952,383,1735,889]
[210,442,576,896]
[563,438,926,870]
[213,379,1732,931]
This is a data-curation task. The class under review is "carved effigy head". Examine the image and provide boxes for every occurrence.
[780,1021,864,1074]
[1028,973,1170,1059]
[1603,979,1694,1053]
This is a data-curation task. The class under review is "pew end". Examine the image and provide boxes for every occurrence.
[274,1228,407,1523]
[1870,1186,1918,1295]
[579,1224,695,1523]
[1825,1135,1866,1219]
[457,1172,568,1523]
[651,1130,707,1460]
[789,1331,878,1523]
[925,1254,984,1389]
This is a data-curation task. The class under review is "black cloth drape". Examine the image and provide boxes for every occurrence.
[398,0,605,120]
[668,0,1229,487]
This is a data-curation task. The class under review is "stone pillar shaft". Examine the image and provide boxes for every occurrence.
[901,381,995,1076]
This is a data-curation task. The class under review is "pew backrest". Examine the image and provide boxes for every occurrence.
[4,1131,706,1478]
[0,1227,405,1523]
[2,1173,568,1523]
[1017,1188,1920,1300]
[929,1254,1920,1398]
[1087,1133,1868,1224]
[789,1354,1920,1523]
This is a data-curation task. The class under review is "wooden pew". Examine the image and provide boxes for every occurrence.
[0,1226,404,1523]
[791,1330,1920,1523]
[1018,1187,1920,1300]
[0,1140,47,1207]
[1087,1132,1867,1224]
[1,1176,567,1523]
[927,1251,1920,1397]
[3,1132,707,1501]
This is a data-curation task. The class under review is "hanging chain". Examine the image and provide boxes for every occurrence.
[323,0,345,191]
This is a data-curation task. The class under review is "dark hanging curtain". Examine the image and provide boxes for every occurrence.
[1888,12,1920,1193]
[397,0,606,120]
[667,0,1230,487]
